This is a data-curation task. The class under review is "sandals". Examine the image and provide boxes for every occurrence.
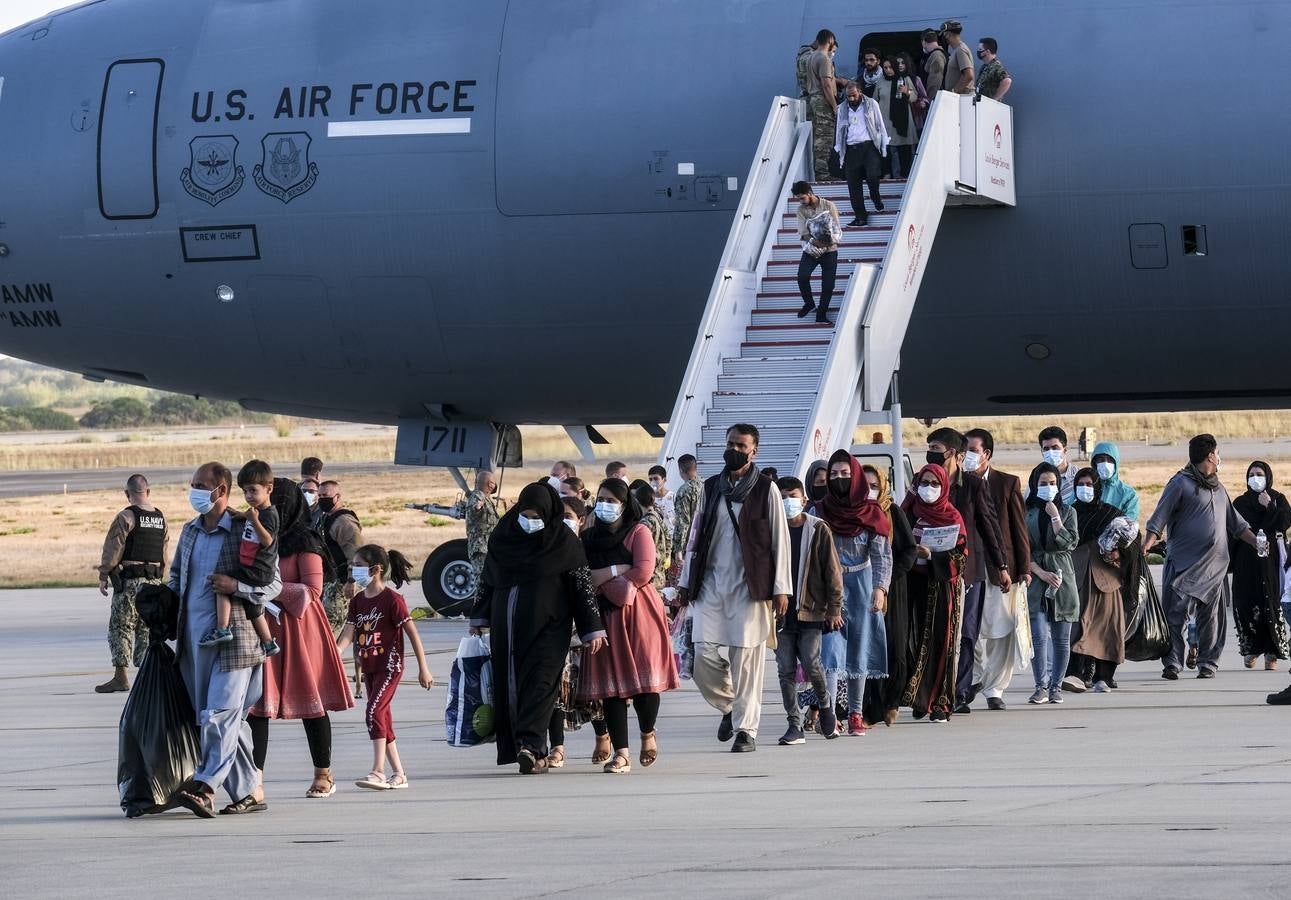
[639,731,658,768]
[547,747,566,769]
[591,735,612,765]
[174,781,216,819]
[387,772,409,790]
[603,751,631,774]
[306,773,336,798]
[355,771,392,791]
[219,795,267,815]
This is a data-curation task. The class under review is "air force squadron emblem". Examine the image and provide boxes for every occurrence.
[181,135,245,206]
[253,132,319,203]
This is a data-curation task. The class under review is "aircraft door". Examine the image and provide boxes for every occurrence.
[97,59,164,220]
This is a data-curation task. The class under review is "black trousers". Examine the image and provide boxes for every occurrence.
[889,144,914,178]
[797,250,838,318]
[248,713,332,770]
[548,706,564,748]
[844,139,882,218]
[603,693,661,750]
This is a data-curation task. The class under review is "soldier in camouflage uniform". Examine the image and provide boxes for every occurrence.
[670,454,704,570]
[95,474,168,692]
[805,29,840,181]
[632,481,671,590]
[455,469,500,582]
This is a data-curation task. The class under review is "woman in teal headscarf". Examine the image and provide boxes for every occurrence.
[1091,442,1140,521]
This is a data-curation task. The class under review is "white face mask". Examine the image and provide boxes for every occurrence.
[351,565,373,588]
[1215,455,1223,471]
[302,489,318,507]
[1249,475,1268,493]
[518,516,545,534]
[1037,484,1058,502]
[918,485,941,504]
[189,487,215,515]
[1096,461,1115,480]
[868,488,880,501]
[565,518,580,534]
[1042,448,1065,467]
[650,478,665,492]
[962,451,982,472]
[595,501,622,524]
[547,476,563,491]
[1075,485,1095,504]
[782,498,804,520]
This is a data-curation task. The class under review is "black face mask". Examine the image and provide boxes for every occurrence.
[926,450,948,466]
[723,448,750,472]
[976,50,987,60]
[318,496,337,513]
[829,478,850,499]
[808,483,828,503]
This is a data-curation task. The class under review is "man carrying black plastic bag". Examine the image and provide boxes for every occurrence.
[117,583,201,817]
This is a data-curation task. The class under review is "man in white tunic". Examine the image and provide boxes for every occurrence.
[679,424,791,752]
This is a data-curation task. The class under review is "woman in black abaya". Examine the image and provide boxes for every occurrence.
[469,482,606,774]
[1232,461,1291,668]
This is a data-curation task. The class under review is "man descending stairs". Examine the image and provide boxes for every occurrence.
[696,177,906,476]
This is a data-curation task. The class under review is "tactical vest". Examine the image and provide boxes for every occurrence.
[121,505,166,564]
[323,508,360,581]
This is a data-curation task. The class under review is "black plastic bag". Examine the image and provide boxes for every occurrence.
[118,585,201,817]
[1124,570,1170,661]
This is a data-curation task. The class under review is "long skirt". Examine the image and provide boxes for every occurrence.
[491,585,574,765]
[1231,542,1290,659]
[903,566,963,716]
[863,576,913,722]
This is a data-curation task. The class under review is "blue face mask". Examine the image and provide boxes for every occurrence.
[518,516,545,534]
[1096,461,1115,480]
[1075,485,1095,504]
[351,565,373,588]
[595,501,622,523]
[189,487,215,515]
[1042,449,1065,467]
[782,498,804,520]
[1037,484,1058,502]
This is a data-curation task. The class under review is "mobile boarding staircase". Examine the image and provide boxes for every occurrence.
[659,91,1015,500]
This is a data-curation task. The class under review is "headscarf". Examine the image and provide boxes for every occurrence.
[805,459,829,506]
[1026,462,1066,549]
[1091,441,1139,519]
[816,449,890,538]
[582,477,644,567]
[901,463,965,533]
[1235,460,1289,536]
[482,481,588,588]
[865,464,893,513]
[1071,467,1120,547]
[271,476,325,560]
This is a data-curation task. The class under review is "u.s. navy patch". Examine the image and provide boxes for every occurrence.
[252,132,319,203]
[181,135,245,206]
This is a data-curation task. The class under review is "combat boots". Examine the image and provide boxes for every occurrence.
[94,666,130,693]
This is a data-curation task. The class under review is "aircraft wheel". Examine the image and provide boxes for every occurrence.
[421,538,477,617]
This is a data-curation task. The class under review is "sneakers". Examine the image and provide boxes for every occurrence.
[953,701,972,715]
[797,302,816,319]
[1027,687,1049,704]
[1048,689,1064,704]
[986,697,1006,711]
[1197,668,1216,679]
[1061,675,1087,693]
[778,725,806,746]
[731,731,756,752]
[1267,684,1291,705]
[819,706,839,739]
[1092,680,1110,693]
[198,627,234,647]
[847,214,868,227]
[928,709,948,723]
[262,639,281,657]
[1161,667,1180,681]
[717,712,734,742]
[847,713,866,736]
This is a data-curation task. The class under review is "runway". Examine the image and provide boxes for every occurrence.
[0,461,405,498]
[2,586,1290,898]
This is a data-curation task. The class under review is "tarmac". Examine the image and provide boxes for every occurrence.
[3,586,1290,899]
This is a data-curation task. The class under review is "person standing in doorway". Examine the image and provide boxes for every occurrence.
[833,82,888,227]
[1144,435,1259,680]
[975,37,1013,101]
[791,181,842,325]
[678,424,792,752]
[805,29,840,181]
[874,58,917,179]
[920,28,947,105]
[96,474,168,693]
[941,20,975,94]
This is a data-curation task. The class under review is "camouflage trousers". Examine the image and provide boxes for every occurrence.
[108,576,160,667]
[322,580,350,637]
[809,94,836,181]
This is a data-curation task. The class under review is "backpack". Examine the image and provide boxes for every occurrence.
[322,508,361,583]
[795,44,815,97]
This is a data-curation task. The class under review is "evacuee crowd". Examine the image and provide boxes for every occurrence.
[101,424,1291,811]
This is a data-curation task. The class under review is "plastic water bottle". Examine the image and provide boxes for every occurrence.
[1257,529,1269,558]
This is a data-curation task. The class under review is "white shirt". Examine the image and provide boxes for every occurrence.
[845,103,872,145]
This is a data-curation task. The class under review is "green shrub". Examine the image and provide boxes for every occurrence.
[79,397,151,428]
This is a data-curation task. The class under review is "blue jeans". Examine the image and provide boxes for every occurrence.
[1029,605,1072,690]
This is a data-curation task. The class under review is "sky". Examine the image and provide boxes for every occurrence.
[1,1,68,34]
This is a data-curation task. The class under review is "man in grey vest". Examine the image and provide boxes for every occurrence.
[95,473,168,693]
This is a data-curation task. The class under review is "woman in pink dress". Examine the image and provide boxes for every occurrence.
[246,478,353,802]
[577,478,679,774]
